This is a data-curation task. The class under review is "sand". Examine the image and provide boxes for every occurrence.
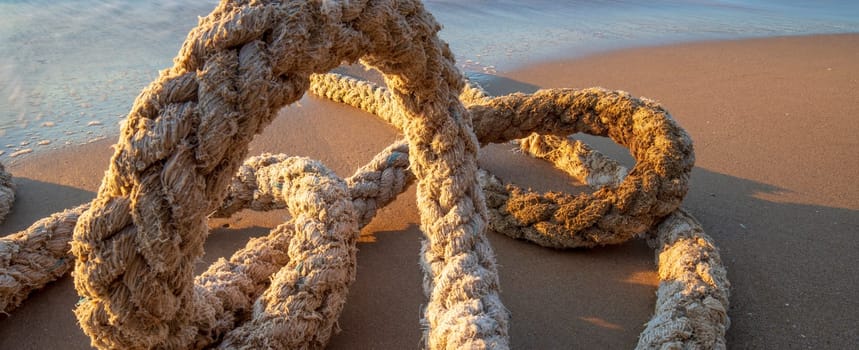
[1,34,857,349]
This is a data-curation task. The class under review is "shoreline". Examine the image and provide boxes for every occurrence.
[2,31,858,165]
[2,34,858,348]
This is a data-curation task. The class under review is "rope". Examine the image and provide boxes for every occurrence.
[310,72,694,248]
[0,162,14,224]
[70,1,506,349]
[198,120,730,348]
[0,89,729,349]
[309,72,729,348]
[0,141,412,317]
[215,141,412,230]
[199,156,358,349]
[0,1,728,348]
[0,205,87,313]
[516,134,627,188]
[638,209,731,349]
[2,73,726,350]
[1,139,729,349]
[214,140,730,349]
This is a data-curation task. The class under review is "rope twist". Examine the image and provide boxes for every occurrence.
[0,2,728,348]
[70,1,507,348]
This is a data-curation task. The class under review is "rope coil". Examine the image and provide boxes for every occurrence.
[199,155,358,349]
[311,72,694,248]
[1,75,729,350]
[309,71,729,348]
[0,1,729,348]
[70,1,506,348]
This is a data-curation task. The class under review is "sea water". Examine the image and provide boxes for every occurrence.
[1,0,858,160]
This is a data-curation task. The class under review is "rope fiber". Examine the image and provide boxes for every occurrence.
[70,1,506,348]
[0,1,729,349]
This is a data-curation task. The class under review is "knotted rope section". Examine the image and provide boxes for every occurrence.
[0,142,411,318]
[70,1,506,349]
[197,156,358,349]
[0,163,14,224]
[309,72,728,348]
[310,72,695,248]
[0,79,729,348]
[215,141,412,229]
[0,1,728,348]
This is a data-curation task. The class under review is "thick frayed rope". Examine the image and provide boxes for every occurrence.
[2,84,729,348]
[70,1,507,349]
[209,149,413,349]
[310,72,694,248]
[0,141,412,316]
[215,141,412,229]
[467,84,696,249]
[0,205,87,313]
[198,156,358,349]
[223,140,731,349]
[517,134,627,188]
[0,163,13,224]
[637,209,730,350]
[2,2,726,347]
[310,72,729,347]
[204,130,730,349]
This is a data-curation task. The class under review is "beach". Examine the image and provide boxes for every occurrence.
[1,33,857,348]
[3,0,859,156]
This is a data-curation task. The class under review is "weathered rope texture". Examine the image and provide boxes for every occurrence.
[310,72,694,248]
[471,87,693,248]
[213,129,730,349]
[70,1,507,349]
[216,141,413,229]
[206,148,413,348]
[0,204,88,313]
[517,133,627,188]
[310,72,729,347]
[0,162,14,224]
[3,82,729,348]
[344,141,413,228]
[200,156,358,349]
[518,135,730,348]
[638,209,730,350]
[0,142,413,316]
[208,135,729,349]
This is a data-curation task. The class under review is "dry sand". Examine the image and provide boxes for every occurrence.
[1,34,857,349]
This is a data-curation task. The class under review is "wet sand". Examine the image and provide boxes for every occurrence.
[1,34,857,348]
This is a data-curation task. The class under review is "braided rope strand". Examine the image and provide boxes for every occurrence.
[310,73,693,248]
[2,88,728,349]
[0,205,87,313]
[638,209,731,350]
[70,1,507,348]
[1,2,729,346]
[309,72,729,348]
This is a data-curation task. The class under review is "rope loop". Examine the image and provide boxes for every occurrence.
[311,72,695,248]
[0,2,728,348]
[70,1,507,348]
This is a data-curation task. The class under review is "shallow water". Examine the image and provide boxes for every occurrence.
[1,0,858,160]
